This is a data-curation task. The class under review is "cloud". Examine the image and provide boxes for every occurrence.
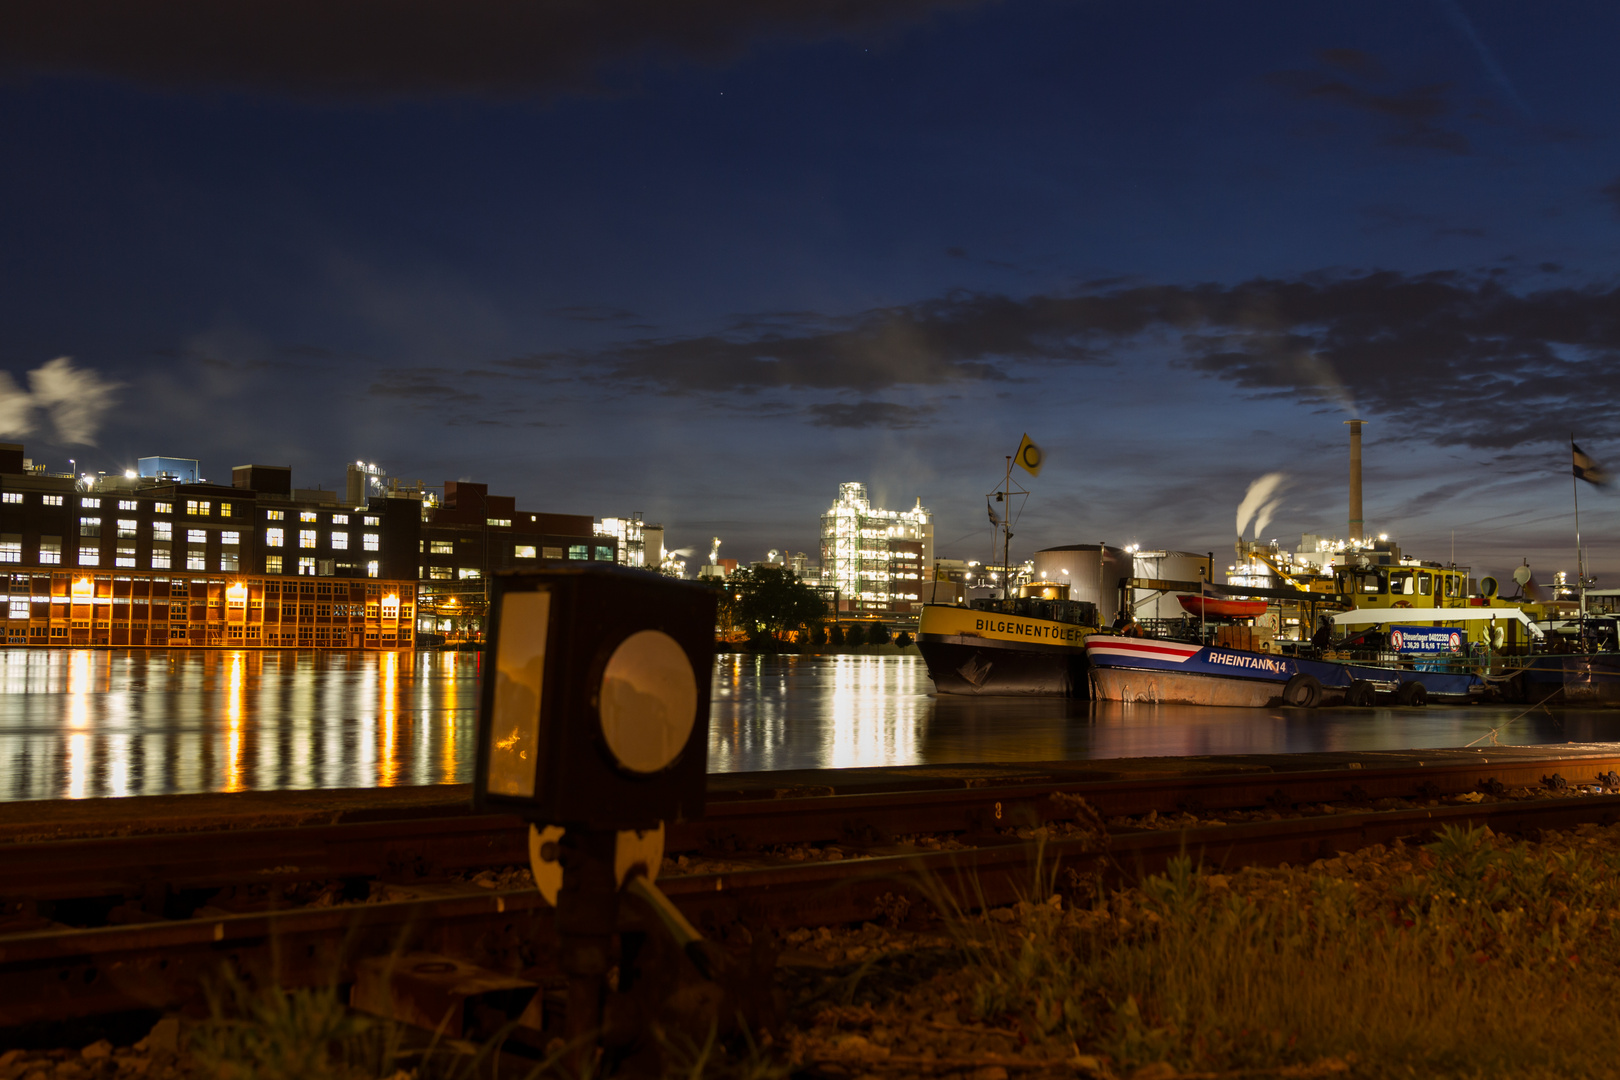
[1,0,987,100]
[0,358,121,445]
[368,370,483,405]
[535,270,1620,450]
[805,401,935,429]
[1271,53,1471,155]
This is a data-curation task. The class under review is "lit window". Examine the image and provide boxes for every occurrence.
[333,514,349,524]
[568,545,587,560]
[265,527,283,547]
[43,495,63,507]
[299,530,316,549]
[458,568,481,579]
[81,497,100,509]
[153,521,172,542]
[429,566,452,579]
[298,557,315,576]
[186,552,205,570]
[430,541,453,555]
[151,552,171,569]
[153,501,171,514]
[221,531,240,547]
[595,546,613,561]
[367,561,379,578]
[487,518,512,527]
[0,535,18,563]
[363,533,379,551]
[186,500,210,515]
[364,516,379,526]
[300,511,317,523]
[266,509,284,521]
[219,503,232,518]
[187,529,206,545]
[118,500,137,510]
[331,531,348,550]
[79,547,99,566]
[39,537,60,564]
[266,555,283,574]
[0,493,19,505]
[80,516,101,537]
[116,550,136,567]
[221,554,238,571]
[543,546,563,559]
[117,519,137,538]
[514,545,536,559]
[8,599,25,618]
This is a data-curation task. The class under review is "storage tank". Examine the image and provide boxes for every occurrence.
[1129,550,1214,621]
[1031,545,1134,626]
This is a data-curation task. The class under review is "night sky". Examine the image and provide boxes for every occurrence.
[4,1,1620,585]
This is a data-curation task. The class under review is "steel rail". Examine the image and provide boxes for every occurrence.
[6,752,1620,904]
[3,792,1619,1026]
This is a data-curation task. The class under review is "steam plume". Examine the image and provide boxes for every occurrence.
[0,358,122,445]
[1236,473,1288,538]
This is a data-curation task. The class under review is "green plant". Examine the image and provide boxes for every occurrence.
[893,631,913,649]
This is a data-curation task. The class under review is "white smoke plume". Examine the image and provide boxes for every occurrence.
[0,358,121,445]
[1236,472,1288,538]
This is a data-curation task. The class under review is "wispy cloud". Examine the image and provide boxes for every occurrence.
[805,401,936,429]
[1271,49,1472,155]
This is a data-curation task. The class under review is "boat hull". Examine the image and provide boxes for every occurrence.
[1091,666,1287,707]
[917,634,1088,695]
[916,603,1091,696]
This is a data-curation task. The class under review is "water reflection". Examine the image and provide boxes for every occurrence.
[706,654,1620,773]
[0,649,483,801]
[6,651,1620,802]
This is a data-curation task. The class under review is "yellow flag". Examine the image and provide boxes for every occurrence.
[1015,433,1043,477]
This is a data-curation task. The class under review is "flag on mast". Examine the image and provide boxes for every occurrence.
[1573,441,1609,487]
[1015,433,1043,477]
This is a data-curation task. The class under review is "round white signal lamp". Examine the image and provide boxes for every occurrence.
[598,629,698,774]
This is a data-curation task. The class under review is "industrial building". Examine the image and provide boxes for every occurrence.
[0,444,418,649]
[819,482,934,620]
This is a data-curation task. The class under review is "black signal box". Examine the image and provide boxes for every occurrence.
[474,565,718,830]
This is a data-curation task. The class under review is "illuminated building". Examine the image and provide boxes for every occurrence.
[819,482,933,618]
[0,444,418,649]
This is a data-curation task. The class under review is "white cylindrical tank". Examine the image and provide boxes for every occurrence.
[1031,545,1134,625]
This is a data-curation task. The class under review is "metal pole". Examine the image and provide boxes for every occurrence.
[1002,455,1012,601]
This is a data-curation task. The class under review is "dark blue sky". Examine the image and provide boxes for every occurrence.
[4,0,1620,582]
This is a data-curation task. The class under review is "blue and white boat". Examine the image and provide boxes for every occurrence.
[1084,633,1484,708]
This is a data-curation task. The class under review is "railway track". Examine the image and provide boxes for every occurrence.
[5,749,1620,1028]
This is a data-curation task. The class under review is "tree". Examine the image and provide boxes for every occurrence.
[868,622,892,646]
[894,630,913,649]
[810,625,828,647]
[829,623,846,646]
[725,565,826,644]
[844,622,866,646]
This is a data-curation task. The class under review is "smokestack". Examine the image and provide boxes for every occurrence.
[1345,419,1364,541]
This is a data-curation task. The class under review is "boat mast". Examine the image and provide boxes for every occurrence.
[1002,454,1013,601]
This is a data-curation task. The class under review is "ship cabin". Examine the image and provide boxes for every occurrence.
[1333,564,1470,609]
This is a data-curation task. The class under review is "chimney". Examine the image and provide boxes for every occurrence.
[1345,419,1364,541]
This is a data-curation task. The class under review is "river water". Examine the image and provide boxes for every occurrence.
[3,649,1619,802]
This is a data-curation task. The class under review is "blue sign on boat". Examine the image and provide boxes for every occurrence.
[1389,625,1464,654]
